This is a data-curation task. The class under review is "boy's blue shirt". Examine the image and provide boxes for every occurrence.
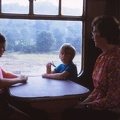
[54,62,77,81]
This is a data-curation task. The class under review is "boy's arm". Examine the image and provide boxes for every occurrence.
[42,71,69,80]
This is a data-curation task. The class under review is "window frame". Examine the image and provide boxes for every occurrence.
[0,0,86,21]
[0,0,86,76]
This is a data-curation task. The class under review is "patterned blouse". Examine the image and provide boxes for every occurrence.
[88,46,120,113]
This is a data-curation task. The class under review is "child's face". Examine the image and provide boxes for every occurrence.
[59,51,73,64]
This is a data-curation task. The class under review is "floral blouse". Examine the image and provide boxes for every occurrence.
[88,46,120,113]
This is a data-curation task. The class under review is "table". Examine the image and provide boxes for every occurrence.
[9,76,89,120]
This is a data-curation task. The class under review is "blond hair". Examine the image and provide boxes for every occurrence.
[59,43,76,60]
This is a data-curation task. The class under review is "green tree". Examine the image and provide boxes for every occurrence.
[52,28,65,50]
[4,29,20,52]
[36,31,55,53]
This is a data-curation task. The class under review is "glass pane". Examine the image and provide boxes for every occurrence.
[62,0,83,16]
[0,19,82,76]
[2,0,29,14]
[34,0,59,15]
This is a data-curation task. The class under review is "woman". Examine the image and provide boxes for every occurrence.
[0,33,31,120]
[64,15,120,120]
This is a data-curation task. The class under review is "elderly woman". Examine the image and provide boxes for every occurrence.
[64,15,120,120]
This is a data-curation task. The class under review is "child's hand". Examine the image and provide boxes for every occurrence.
[51,61,56,67]
[46,61,56,74]
[42,73,47,78]
[46,61,56,67]
[18,75,28,83]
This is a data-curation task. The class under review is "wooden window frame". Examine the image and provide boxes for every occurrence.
[0,0,86,21]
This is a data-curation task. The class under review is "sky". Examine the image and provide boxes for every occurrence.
[3,0,83,8]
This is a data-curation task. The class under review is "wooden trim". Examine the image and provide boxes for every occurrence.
[0,13,85,21]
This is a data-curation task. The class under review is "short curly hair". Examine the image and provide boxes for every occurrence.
[92,15,120,45]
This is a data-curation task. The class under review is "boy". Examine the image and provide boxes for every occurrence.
[42,43,78,81]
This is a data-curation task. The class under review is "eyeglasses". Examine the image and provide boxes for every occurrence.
[91,31,99,34]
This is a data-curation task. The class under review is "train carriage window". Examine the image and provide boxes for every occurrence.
[34,0,59,15]
[0,0,84,77]
[62,0,83,16]
[2,0,29,14]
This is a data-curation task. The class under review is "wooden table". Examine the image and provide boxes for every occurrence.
[9,76,89,120]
